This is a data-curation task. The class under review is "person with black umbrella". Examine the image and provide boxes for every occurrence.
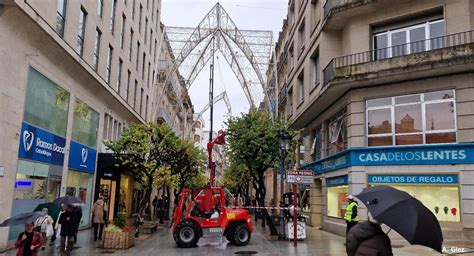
[58,205,77,256]
[344,195,360,234]
[15,222,43,256]
[346,212,393,256]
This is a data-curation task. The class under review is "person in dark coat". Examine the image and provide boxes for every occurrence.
[346,213,393,256]
[72,206,82,244]
[58,205,77,256]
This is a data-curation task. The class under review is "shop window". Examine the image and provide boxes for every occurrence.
[327,110,347,156]
[373,19,445,59]
[373,185,460,223]
[72,99,99,148]
[367,89,456,146]
[67,170,93,227]
[327,185,348,218]
[24,67,70,136]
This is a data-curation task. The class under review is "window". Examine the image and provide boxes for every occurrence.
[156,9,159,30]
[145,95,149,120]
[120,14,126,48]
[129,29,134,61]
[134,80,138,108]
[97,0,103,17]
[146,0,149,9]
[72,99,99,148]
[310,127,322,161]
[93,28,101,71]
[147,62,151,87]
[327,110,347,155]
[24,67,70,136]
[106,45,113,83]
[154,39,158,60]
[289,43,294,71]
[136,42,140,71]
[287,88,293,117]
[126,70,131,101]
[76,7,87,56]
[132,0,135,20]
[311,51,320,88]
[298,19,305,56]
[327,183,349,219]
[110,0,117,34]
[151,0,155,20]
[140,88,144,115]
[116,58,123,92]
[56,0,67,37]
[149,29,153,53]
[366,90,456,146]
[310,0,320,30]
[142,53,146,79]
[145,18,148,43]
[298,72,304,103]
[373,19,445,59]
[139,4,143,32]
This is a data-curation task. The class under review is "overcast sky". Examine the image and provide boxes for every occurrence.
[161,0,287,133]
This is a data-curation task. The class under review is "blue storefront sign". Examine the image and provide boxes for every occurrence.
[68,141,97,173]
[368,174,458,185]
[326,175,349,187]
[302,143,474,174]
[18,122,66,166]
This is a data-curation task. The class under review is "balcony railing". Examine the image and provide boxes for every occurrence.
[323,0,375,20]
[323,30,474,85]
[278,83,287,106]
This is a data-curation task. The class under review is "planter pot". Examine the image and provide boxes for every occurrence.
[103,230,135,249]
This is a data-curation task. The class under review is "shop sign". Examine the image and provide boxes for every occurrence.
[68,141,97,173]
[368,174,458,185]
[18,122,66,166]
[302,144,474,174]
[326,175,349,187]
[15,180,33,190]
[287,170,314,184]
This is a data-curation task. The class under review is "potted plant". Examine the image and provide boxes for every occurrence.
[103,213,135,249]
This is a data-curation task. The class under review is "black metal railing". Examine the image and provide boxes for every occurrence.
[323,30,474,85]
[323,0,375,19]
[278,83,287,106]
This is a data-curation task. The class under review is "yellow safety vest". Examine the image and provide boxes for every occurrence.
[344,201,360,222]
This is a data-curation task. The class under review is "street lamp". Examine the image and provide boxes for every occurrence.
[278,131,291,240]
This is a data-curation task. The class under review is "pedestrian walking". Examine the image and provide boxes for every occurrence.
[346,212,393,256]
[58,205,77,256]
[15,222,43,256]
[344,195,360,234]
[33,208,54,250]
[157,196,164,224]
[92,199,106,241]
[152,196,158,219]
[72,206,82,244]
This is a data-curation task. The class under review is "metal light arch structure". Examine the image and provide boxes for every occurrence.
[162,3,274,110]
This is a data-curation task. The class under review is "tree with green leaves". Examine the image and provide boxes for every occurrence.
[226,109,293,226]
[221,162,252,197]
[104,123,180,215]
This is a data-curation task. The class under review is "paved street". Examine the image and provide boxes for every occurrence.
[2,220,458,256]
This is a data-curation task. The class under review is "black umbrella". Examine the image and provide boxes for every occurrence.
[0,212,45,227]
[53,196,84,206]
[356,186,443,253]
[33,203,62,222]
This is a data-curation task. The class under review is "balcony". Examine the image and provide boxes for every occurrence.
[323,30,474,86]
[323,0,376,29]
[278,83,287,107]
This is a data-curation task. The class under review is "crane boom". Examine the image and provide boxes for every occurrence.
[197,91,232,120]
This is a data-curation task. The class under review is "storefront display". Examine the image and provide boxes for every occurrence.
[119,175,132,216]
[326,176,349,218]
[66,170,94,227]
[368,174,460,222]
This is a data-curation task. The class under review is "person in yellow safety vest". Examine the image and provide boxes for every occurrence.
[344,195,360,234]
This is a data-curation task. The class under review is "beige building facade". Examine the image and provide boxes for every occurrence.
[272,0,474,239]
[0,0,194,246]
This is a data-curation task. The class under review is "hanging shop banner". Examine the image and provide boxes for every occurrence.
[18,122,66,166]
[368,174,459,185]
[302,144,474,174]
[68,140,97,173]
[326,175,349,187]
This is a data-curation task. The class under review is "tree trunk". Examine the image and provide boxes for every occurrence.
[254,173,267,228]
[138,178,154,217]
